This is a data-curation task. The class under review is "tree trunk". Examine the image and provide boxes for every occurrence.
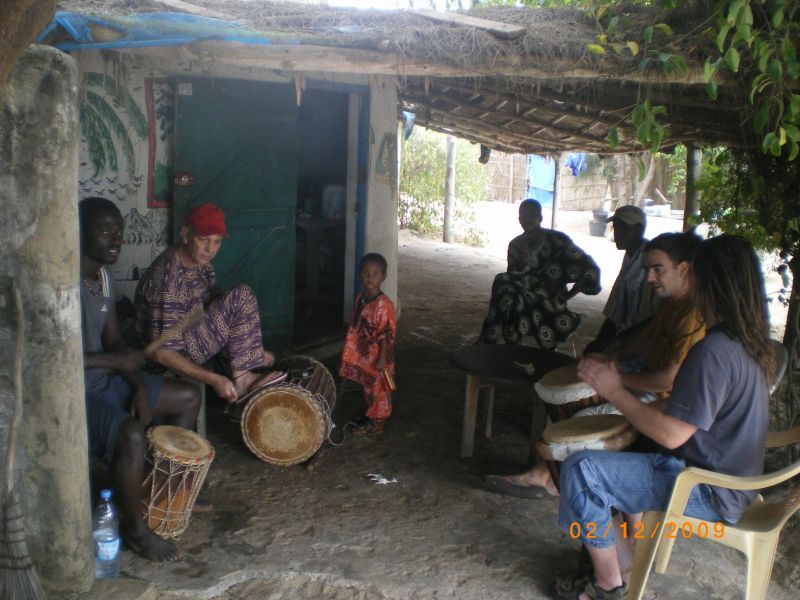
[634,152,656,206]
[443,135,456,243]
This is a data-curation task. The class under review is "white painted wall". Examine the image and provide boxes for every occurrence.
[365,75,400,310]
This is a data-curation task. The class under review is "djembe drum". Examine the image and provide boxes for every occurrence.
[240,355,337,466]
[533,364,638,488]
[534,363,605,422]
[142,425,215,539]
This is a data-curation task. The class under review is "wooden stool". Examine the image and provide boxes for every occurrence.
[450,344,576,458]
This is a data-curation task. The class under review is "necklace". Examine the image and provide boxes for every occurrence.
[81,270,105,298]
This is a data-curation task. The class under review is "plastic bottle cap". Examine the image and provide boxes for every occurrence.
[100,489,112,501]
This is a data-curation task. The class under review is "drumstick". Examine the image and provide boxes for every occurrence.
[143,309,204,358]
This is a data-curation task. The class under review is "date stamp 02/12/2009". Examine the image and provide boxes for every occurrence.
[569,520,726,540]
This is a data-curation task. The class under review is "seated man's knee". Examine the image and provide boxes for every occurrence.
[116,418,146,453]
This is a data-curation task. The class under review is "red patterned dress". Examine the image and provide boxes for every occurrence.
[339,291,397,423]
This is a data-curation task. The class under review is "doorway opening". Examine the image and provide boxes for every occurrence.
[293,88,350,347]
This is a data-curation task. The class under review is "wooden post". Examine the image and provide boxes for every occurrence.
[444,135,456,243]
[550,153,561,230]
[684,143,702,231]
[508,154,514,202]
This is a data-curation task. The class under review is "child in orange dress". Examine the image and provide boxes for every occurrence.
[339,253,397,436]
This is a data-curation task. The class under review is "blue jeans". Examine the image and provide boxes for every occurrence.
[557,450,725,549]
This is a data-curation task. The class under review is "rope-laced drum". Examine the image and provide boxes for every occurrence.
[141,425,215,539]
[240,355,337,466]
[534,363,605,422]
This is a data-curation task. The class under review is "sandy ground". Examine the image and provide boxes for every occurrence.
[103,207,795,600]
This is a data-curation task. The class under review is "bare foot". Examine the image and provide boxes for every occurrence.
[507,465,560,496]
[263,350,275,367]
[123,521,179,562]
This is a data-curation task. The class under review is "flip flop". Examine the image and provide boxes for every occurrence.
[483,474,549,499]
[549,577,627,600]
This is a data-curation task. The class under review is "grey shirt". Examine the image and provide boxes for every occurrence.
[666,324,769,521]
[80,266,114,395]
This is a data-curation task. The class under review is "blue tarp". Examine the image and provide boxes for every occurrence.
[37,12,294,50]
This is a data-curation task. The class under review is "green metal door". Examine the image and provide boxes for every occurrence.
[173,77,297,352]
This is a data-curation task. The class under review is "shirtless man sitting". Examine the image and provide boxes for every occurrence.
[80,197,200,561]
[484,231,704,498]
[134,202,277,405]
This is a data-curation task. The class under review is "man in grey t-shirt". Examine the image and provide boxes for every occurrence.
[549,235,773,600]
[80,197,200,563]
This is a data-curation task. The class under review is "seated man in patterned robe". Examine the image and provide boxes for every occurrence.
[135,202,276,405]
[480,199,601,349]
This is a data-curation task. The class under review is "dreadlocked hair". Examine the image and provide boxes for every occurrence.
[692,234,774,380]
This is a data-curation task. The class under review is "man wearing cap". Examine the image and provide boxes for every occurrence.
[585,205,656,354]
[135,202,276,403]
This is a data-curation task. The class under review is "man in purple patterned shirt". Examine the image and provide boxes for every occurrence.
[135,203,276,404]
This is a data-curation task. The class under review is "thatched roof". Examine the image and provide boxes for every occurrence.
[55,0,746,154]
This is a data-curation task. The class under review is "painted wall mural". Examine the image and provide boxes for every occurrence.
[78,62,174,300]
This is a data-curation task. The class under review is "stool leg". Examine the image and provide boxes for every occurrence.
[196,381,207,438]
[461,374,480,458]
[482,385,495,439]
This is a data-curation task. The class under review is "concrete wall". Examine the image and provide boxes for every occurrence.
[0,45,92,593]
[365,76,400,307]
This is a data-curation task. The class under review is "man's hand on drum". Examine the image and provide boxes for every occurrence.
[210,373,238,404]
[578,356,624,400]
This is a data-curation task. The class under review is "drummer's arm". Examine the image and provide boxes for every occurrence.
[578,357,696,449]
[605,386,697,449]
[620,361,680,394]
[151,348,236,403]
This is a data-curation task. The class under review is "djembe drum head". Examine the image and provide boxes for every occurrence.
[241,384,327,466]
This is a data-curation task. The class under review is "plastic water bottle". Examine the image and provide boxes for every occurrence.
[92,489,120,578]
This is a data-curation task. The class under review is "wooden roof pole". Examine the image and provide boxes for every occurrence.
[684,142,702,231]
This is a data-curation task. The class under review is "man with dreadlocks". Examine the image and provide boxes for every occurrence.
[549,235,773,600]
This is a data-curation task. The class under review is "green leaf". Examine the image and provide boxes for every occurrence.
[587,44,606,55]
[643,26,653,45]
[637,57,651,72]
[606,127,619,149]
[725,47,740,72]
[704,57,714,82]
[626,41,639,56]
[768,58,783,80]
[607,16,619,34]
[727,0,746,25]
[597,34,607,45]
[610,43,622,55]
[785,124,800,142]
[706,80,719,99]
[789,140,799,161]
[772,8,784,28]
[791,95,800,119]
[716,24,731,52]
[758,47,774,73]
[754,103,770,132]
[669,55,688,77]
[654,23,673,37]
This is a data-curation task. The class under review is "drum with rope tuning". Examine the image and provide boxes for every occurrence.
[240,355,336,466]
[141,425,214,539]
